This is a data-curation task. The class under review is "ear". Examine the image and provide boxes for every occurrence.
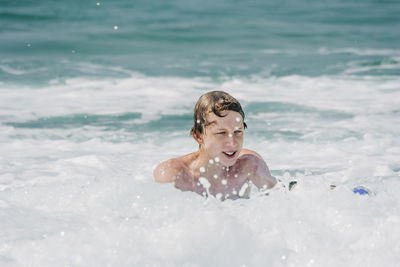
[192,132,203,145]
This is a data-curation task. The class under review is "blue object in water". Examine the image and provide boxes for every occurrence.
[353,186,370,195]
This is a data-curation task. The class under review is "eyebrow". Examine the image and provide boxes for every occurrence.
[205,120,217,126]
[213,126,244,131]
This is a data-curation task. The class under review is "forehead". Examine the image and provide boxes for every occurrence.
[206,110,243,128]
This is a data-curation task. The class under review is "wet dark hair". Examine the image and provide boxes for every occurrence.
[190,91,247,137]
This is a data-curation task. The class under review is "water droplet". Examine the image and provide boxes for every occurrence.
[214,157,220,162]
[196,119,200,123]
[199,166,205,173]
[221,179,227,185]
[232,190,237,195]
[114,25,119,30]
[199,177,210,189]
[209,159,214,164]
[234,174,238,178]
[236,117,241,122]
[213,174,218,179]
[96,2,100,6]
[228,133,233,138]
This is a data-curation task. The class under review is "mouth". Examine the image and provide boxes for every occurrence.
[222,151,237,159]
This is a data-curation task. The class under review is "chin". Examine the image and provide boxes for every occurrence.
[221,157,238,168]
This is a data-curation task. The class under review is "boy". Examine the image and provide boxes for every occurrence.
[154,91,277,200]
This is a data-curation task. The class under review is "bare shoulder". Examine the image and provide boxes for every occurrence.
[238,148,265,164]
[153,157,185,183]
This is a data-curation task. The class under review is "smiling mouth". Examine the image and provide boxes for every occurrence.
[223,151,237,159]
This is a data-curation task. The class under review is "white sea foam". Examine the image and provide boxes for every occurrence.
[0,65,28,75]
[318,47,400,56]
[0,64,47,76]
[260,49,298,55]
[343,60,400,75]
[0,73,399,266]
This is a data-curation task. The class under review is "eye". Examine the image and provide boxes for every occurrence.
[234,130,243,134]
[217,131,226,135]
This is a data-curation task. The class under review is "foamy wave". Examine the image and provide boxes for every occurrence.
[343,60,400,75]
[260,49,298,55]
[1,73,399,122]
[0,74,213,121]
[0,64,48,76]
[0,65,28,75]
[1,73,400,267]
[222,75,400,114]
[318,47,400,56]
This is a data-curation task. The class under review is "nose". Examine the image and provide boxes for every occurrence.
[225,133,236,147]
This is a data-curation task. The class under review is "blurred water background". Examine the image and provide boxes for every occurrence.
[1,0,400,266]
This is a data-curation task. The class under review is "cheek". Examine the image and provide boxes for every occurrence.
[206,137,218,147]
[203,137,221,151]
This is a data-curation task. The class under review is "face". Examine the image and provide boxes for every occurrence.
[196,110,244,167]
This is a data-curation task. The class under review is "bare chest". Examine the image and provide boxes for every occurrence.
[175,169,252,200]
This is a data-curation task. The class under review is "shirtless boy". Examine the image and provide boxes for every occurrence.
[154,91,277,200]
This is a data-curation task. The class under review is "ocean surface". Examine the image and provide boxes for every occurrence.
[1,0,400,266]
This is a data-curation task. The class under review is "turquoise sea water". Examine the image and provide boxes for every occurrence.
[1,1,400,266]
[1,0,400,83]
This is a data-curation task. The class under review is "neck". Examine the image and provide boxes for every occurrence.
[191,151,231,180]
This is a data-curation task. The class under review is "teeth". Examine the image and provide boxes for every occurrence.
[225,152,235,156]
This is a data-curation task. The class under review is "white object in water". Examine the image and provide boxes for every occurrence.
[239,183,249,197]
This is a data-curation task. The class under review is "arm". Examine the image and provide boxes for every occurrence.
[241,149,277,190]
[251,158,277,190]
